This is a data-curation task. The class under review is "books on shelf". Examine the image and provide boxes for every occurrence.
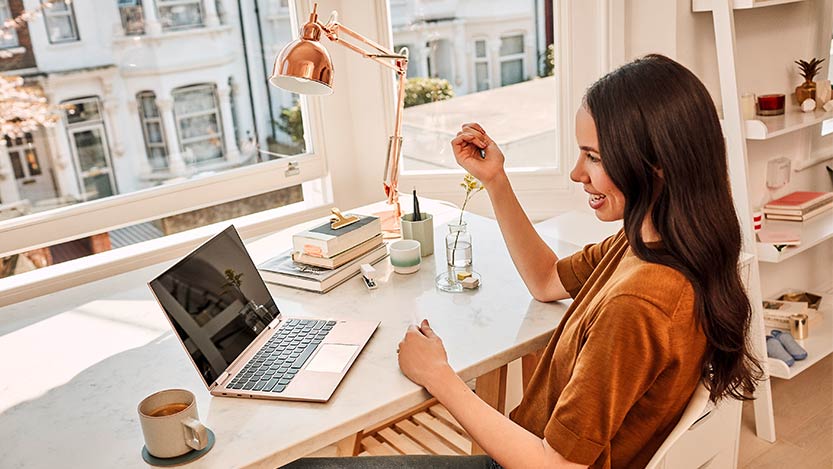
[763,191,833,221]
[258,243,388,293]
[292,234,384,269]
[757,228,800,246]
[763,298,823,331]
[293,215,381,258]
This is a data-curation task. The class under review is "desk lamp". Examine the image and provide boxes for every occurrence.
[269,3,409,233]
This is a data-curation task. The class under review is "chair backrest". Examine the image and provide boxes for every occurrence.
[644,383,712,469]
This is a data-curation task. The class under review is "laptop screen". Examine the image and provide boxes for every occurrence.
[149,225,280,386]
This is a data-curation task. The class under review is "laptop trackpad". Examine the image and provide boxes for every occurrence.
[305,344,359,374]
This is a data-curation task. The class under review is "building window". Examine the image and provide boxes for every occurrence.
[63,97,117,201]
[137,92,168,171]
[118,0,146,35]
[473,39,490,92]
[0,0,19,48]
[41,0,79,43]
[499,34,525,86]
[157,0,203,31]
[172,84,224,163]
[4,134,41,179]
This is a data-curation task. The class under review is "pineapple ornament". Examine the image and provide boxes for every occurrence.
[794,57,825,103]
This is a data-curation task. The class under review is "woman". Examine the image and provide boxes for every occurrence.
[287,55,761,469]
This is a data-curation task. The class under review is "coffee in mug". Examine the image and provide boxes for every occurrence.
[148,403,190,417]
[138,389,208,459]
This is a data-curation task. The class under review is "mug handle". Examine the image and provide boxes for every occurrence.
[181,417,208,451]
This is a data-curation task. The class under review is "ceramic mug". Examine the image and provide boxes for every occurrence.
[138,389,208,459]
[400,213,434,257]
[389,240,421,274]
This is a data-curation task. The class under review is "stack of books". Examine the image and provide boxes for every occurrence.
[763,191,833,222]
[258,214,386,293]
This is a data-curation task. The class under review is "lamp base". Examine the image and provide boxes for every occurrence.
[375,209,401,239]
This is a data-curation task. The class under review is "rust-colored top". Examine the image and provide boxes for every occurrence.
[510,230,706,468]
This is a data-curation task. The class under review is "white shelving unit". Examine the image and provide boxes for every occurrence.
[693,0,806,12]
[695,0,833,443]
[757,210,833,263]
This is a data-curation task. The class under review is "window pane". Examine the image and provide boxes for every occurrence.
[158,3,202,30]
[500,35,524,56]
[0,0,317,253]
[475,63,489,92]
[9,151,24,179]
[475,40,486,58]
[392,1,555,171]
[25,150,42,176]
[500,59,524,86]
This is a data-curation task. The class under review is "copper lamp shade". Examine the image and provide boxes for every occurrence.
[269,21,334,95]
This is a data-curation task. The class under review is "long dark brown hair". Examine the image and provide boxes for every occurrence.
[583,54,762,402]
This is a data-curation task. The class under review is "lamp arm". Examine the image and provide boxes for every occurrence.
[316,17,409,214]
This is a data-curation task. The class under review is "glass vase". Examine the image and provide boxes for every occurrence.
[436,222,473,292]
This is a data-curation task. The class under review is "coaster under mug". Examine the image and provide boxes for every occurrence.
[141,428,216,467]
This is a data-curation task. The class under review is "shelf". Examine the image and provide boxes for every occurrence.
[732,108,833,140]
[757,210,833,263]
[693,0,806,12]
[767,300,833,380]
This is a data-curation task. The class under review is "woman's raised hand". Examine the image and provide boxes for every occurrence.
[451,123,505,189]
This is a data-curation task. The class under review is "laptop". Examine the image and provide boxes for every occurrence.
[148,225,379,402]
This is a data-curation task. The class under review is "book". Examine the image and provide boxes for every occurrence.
[292,234,384,269]
[764,201,832,222]
[292,215,381,258]
[757,229,800,246]
[258,243,388,293]
[763,299,822,331]
[762,198,833,216]
[764,191,833,212]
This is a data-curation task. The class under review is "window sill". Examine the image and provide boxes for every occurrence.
[0,199,332,308]
[112,25,233,45]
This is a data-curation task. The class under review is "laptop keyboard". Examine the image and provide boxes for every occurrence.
[226,319,336,393]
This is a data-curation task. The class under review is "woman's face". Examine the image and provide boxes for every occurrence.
[570,106,626,222]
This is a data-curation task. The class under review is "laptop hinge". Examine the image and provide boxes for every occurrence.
[213,372,231,389]
[267,316,282,330]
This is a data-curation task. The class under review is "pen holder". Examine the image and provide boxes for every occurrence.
[400,213,433,257]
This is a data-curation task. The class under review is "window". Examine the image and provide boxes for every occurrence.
[499,34,525,86]
[0,0,18,48]
[0,0,325,279]
[137,92,168,170]
[41,0,79,43]
[118,0,146,36]
[63,97,117,201]
[473,39,490,92]
[172,84,224,163]
[4,134,41,179]
[157,0,203,31]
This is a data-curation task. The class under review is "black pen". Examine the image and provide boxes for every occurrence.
[413,189,422,221]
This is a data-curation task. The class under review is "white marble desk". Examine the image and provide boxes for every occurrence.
[0,201,578,468]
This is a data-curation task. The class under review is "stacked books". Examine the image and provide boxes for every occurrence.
[258,214,386,293]
[763,298,823,331]
[763,191,833,222]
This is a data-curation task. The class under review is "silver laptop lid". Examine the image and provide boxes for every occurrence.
[149,225,280,388]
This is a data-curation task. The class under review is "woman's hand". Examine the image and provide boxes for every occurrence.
[451,123,506,189]
[398,319,453,389]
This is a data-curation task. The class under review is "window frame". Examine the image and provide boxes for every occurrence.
[498,32,526,86]
[472,37,490,92]
[41,0,80,44]
[0,0,331,261]
[156,0,204,31]
[137,91,170,171]
[172,83,225,163]
[0,0,19,48]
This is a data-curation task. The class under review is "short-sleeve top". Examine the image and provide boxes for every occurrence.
[509,230,707,468]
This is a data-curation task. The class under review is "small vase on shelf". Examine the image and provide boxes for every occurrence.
[794,57,824,104]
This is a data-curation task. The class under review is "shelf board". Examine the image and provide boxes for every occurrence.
[757,210,833,263]
[768,304,833,380]
[735,108,833,140]
[693,0,806,12]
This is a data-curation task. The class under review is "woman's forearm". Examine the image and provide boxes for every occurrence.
[485,173,568,302]
[426,366,583,469]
